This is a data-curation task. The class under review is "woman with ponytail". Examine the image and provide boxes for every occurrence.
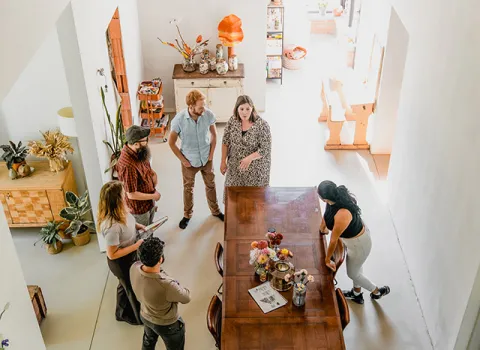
[317,180,390,304]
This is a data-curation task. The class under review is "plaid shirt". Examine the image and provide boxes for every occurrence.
[116,145,156,215]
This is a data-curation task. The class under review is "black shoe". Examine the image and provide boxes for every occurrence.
[213,213,224,221]
[179,217,190,229]
[370,286,390,300]
[342,288,364,304]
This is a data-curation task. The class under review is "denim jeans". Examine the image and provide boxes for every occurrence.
[141,316,185,350]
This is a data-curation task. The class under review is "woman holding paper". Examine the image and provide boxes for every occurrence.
[97,180,146,325]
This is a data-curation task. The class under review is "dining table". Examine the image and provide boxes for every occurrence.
[222,186,346,350]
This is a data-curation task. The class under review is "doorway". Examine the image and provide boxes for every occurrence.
[106,8,132,128]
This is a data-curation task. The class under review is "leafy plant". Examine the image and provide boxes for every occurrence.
[101,87,125,173]
[35,221,63,250]
[59,191,95,236]
[0,141,28,170]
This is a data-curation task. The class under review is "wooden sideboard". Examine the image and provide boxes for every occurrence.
[172,64,245,123]
[0,161,77,227]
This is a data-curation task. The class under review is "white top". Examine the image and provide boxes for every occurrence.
[101,213,137,248]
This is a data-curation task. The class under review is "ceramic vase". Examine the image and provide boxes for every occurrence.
[216,59,228,75]
[228,55,238,71]
[216,44,224,60]
[209,57,217,71]
[199,59,209,75]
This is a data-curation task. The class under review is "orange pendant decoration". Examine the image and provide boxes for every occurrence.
[218,14,244,58]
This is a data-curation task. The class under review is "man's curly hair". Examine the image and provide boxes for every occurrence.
[138,237,165,267]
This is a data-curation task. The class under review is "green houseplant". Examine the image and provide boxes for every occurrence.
[101,87,126,175]
[0,141,33,179]
[59,191,95,246]
[35,221,64,254]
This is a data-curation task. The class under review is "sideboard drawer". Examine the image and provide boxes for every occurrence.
[208,79,243,88]
[175,79,210,88]
[4,190,54,224]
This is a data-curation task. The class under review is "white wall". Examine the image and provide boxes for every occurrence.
[0,0,71,102]
[138,0,268,112]
[369,8,408,154]
[57,0,144,251]
[0,211,46,349]
[387,0,480,348]
[0,29,88,194]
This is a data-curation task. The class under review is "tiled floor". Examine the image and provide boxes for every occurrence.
[12,32,432,350]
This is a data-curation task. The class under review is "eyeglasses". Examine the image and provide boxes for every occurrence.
[138,138,149,145]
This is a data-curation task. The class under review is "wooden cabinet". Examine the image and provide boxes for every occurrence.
[172,64,245,123]
[0,161,77,227]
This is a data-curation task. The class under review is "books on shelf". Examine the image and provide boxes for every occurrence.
[267,33,283,56]
[266,56,282,79]
[248,282,288,314]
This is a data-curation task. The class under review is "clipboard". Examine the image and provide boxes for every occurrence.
[137,216,168,240]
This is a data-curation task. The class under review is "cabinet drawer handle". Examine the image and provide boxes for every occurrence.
[191,81,194,86]
[5,193,10,199]
[224,81,227,85]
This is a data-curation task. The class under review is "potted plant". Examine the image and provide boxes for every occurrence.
[0,141,33,179]
[28,129,74,172]
[59,191,95,246]
[318,1,328,15]
[35,221,64,254]
[101,87,125,177]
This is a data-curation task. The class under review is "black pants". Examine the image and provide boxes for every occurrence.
[141,316,186,350]
[107,251,142,325]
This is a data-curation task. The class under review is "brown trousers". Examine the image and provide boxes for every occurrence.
[181,160,220,218]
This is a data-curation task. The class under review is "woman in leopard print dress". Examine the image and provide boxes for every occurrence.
[221,95,272,194]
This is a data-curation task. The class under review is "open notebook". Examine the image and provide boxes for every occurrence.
[137,216,168,240]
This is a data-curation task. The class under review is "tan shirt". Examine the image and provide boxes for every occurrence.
[130,262,191,325]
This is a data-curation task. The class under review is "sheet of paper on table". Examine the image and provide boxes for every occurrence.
[248,282,288,314]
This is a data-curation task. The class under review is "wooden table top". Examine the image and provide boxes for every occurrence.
[0,161,72,190]
[172,63,245,79]
[222,187,345,350]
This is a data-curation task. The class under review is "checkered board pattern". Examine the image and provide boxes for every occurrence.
[7,191,53,224]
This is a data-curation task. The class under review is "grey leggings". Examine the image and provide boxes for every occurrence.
[342,227,377,292]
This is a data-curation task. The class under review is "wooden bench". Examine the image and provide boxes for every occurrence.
[320,76,375,150]
[28,285,47,325]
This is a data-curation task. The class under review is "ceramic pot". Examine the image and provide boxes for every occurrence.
[216,44,224,60]
[228,55,238,71]
[182,57,196,72]
[72,228,90,246]
[216,59,228,75]
[199,59,209,75]
[209,57,217,71]
[46,241,63,255]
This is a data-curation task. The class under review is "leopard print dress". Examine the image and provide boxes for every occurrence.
[222,116,272,189]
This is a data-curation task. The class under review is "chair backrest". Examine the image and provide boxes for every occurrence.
[207,294,222,348]
[215,242,224,277]
[335,288,350,330]
[332,241,346,279]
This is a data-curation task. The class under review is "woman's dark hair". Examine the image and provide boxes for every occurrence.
[233,95,259,123]
[317,180,361,215]
[138,237,165,267]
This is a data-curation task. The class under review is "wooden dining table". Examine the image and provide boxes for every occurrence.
[222,187,346,350]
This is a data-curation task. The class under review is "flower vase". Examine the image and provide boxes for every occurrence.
[292,283,307,307]
[49,158,65,172]
[182,57,196,72]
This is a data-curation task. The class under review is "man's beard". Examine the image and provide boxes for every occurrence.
[137,146,151,162]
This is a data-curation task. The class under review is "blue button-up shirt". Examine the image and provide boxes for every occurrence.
[170,108,216,167]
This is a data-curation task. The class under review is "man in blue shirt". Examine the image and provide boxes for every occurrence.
[168,90,224,229]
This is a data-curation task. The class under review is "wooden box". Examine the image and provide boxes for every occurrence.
[28,285,47,325]
[0,161,77,227]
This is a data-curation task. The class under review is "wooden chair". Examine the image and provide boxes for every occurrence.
[207,294,222,349]
[332,241,346,284]
[215,242,224,294]
[335,288,350,329]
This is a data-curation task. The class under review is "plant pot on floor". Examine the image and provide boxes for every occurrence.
[72,229,90,246]
[46,241,63,255]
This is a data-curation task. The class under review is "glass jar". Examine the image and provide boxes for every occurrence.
[269,261,294,291]
[292,283,307,307]
[182,57,196,72]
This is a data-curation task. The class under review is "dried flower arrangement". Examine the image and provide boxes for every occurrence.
[29,129,74,172]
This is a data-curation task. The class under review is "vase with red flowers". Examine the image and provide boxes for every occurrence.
[266,228,283,251]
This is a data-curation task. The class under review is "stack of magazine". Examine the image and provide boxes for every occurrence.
[248,282,288,313]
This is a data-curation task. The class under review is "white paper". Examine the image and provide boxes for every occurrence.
[248,282,288,313]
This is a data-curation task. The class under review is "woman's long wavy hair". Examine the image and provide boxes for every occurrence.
[233,95,259,123]
[97,181,127,230]
[317,180,361,216]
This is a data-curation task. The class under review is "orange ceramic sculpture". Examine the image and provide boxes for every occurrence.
[218,14,244,57]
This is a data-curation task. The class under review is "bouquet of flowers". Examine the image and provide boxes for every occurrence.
[276,248,294,261]
[284,269,315,289]
[250,240,276,271]
[158,20,209,63]
[266,229,283,248]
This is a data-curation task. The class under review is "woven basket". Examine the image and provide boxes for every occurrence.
[282,45,307,70]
